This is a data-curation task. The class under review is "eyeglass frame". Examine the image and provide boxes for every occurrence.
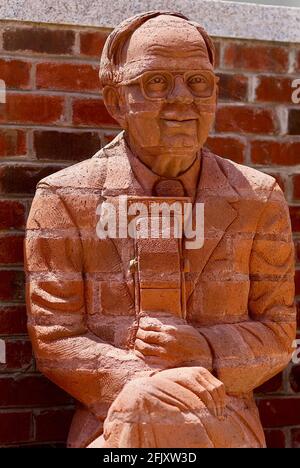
[115,69,219,101]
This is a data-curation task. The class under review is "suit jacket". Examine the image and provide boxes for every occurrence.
[25,132,296,447]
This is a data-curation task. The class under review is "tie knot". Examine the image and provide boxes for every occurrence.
[153,179,186,197]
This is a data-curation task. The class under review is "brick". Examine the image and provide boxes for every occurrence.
[80,30,109,57]
[295,50,300,72]
[292,175,300,200]
[261,171,285,192]
[257,397,300,427]
[140,288,181,316]
[34,409,74,443]
[218,73,248,102]
[0,164,65,195]
[215,106,277,134]
[0,306,27,334]
[0,94,65,125]
[296,299,300,329]
[0,271,25,302]
[0,59,31,89]
[0,235,24,264]
[296,269,300,296]
[36,62,99,92]
[0,340,32,371]
[138,252,180,275]
[3,27,75,55]
[0,270,25,302]
[213,41,220,69]
[72,98,119,127]
[0,200,25,229]
[290,365,300,393]
[34,130,101,161]
[0,375,72,407]
[297,243,300,268]
[0,412,32,444]
[295,50,300,73]
[205,136,245,163]
[288,109,300,135]
[103,132,120,145]
[255,76,293,103]
[224,43,288,73]
[99,281,134,316]
[296,239,300,264]
[251,140,300,166]
[0,129,26,157]
[292,428,300,448]
[255,372,283,394]
[264,429,286,449]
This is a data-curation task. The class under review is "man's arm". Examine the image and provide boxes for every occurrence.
[197,182,296,394]
[25,183,152,418]
[134,183,296,396]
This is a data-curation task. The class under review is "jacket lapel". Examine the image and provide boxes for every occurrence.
[98,133,145,304]
[186,148,239,305]
[99,134,240,309]
[101,132,145,198]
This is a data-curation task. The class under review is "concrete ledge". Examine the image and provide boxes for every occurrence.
[0,0,300,43]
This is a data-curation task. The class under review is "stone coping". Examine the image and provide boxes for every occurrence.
[0,0,299,43]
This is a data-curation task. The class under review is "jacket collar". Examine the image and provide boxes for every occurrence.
[101,132,238,203]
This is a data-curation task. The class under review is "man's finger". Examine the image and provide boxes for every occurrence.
[136,328,173,346]
[200,377,225,418]
[204,374,226,413]
[139,321,177,335]
[197,388,218,417]
[134,338,168,357]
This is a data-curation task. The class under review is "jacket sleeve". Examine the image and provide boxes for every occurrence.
[25,182,151,417]
[197,183,296,395]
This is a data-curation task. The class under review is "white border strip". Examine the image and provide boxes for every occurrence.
[0,0,299,43]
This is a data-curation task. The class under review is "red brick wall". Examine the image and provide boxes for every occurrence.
[0,20,299,448]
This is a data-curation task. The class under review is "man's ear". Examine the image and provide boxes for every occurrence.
[102,86,126,128]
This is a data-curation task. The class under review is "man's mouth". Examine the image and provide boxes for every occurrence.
[161,118,197,127]
[162,118,196,122]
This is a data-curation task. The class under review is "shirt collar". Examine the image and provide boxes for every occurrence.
[124,139,201,200]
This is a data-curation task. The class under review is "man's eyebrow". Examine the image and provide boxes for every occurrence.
[146,44,207,57]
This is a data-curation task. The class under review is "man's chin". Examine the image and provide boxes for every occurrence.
[141,145,202,159]
[159,135,201,152]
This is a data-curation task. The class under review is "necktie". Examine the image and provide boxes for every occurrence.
[153,179,186,197]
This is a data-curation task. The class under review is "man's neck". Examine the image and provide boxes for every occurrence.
[126,134,199,178]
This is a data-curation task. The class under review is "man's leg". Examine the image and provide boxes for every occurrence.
[98,368,266,448]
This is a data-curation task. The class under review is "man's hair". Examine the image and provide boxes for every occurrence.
[99,10,215,88]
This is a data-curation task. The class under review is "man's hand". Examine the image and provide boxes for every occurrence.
[134,314,212,369]
[158,366,226,419]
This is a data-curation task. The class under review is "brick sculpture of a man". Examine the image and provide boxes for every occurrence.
[25,11,296,448]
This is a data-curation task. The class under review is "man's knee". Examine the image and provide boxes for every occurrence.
[109,376,154,415]
[112,374,209,419]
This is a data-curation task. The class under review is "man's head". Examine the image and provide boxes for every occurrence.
[100,11,218,171]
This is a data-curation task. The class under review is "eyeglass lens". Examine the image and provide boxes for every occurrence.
[141,71,215,99]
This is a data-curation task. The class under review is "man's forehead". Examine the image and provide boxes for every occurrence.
[121,15,212,76]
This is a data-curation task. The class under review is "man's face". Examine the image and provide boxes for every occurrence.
[118,16,217,157]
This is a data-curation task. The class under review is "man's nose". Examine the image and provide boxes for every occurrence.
[167,76,194,104]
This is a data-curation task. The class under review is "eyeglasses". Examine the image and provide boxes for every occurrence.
[117,70,218,100]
